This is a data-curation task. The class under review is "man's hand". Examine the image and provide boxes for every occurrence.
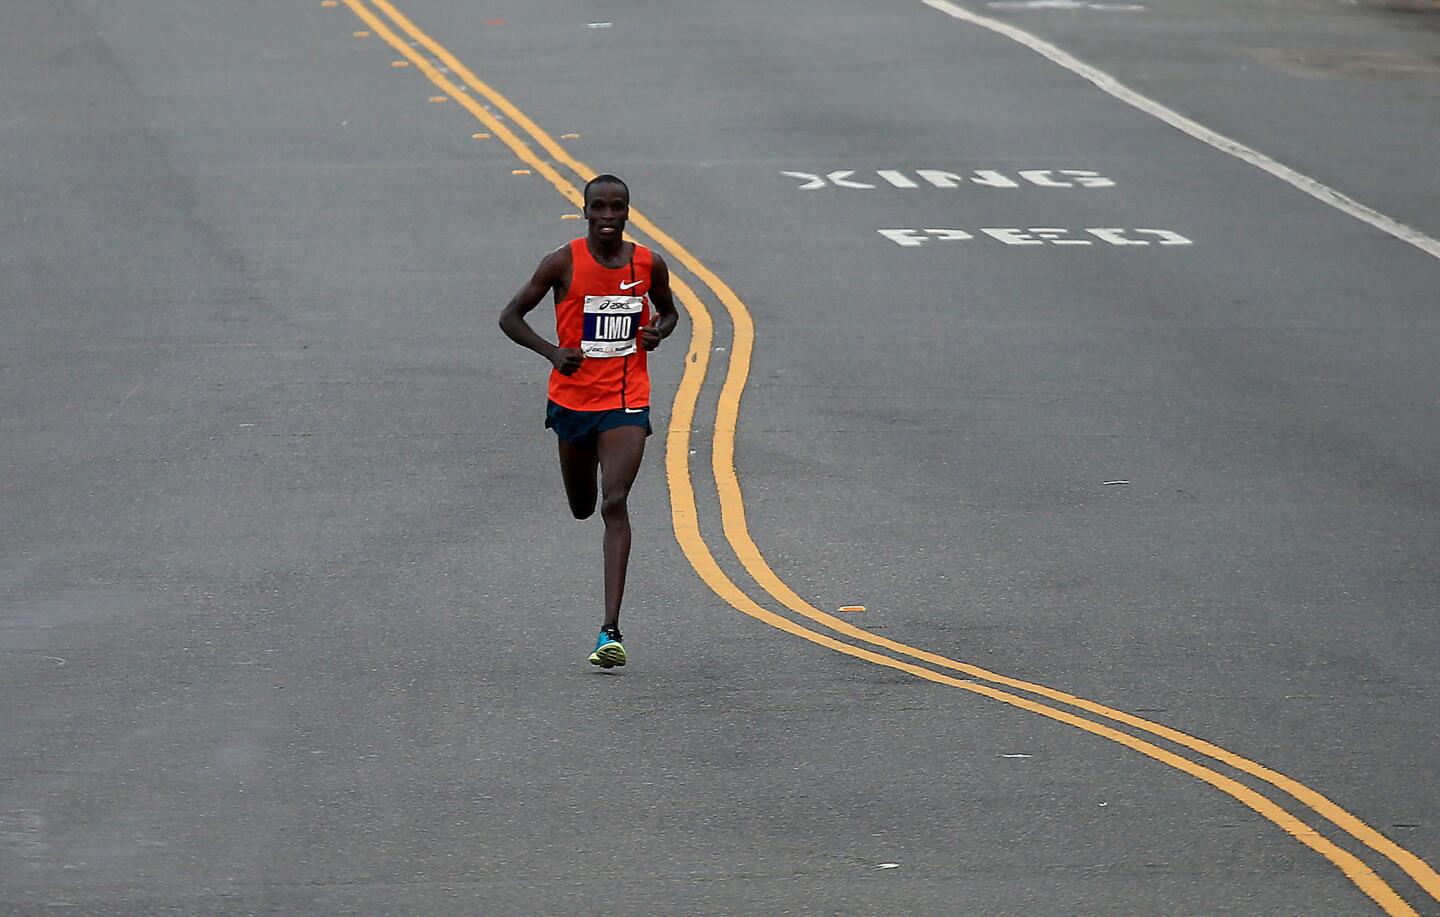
[639,326,664,352]
[549,347,585,375]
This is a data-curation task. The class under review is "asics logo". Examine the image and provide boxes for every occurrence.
[619,280,643,290]
[589,297,639,312]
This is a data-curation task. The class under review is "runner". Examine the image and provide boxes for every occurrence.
[498,174,679,668]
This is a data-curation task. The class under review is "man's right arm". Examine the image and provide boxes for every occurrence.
[498,248,582,376]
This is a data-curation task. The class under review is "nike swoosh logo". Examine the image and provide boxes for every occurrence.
[619,280,643,290]
[624,407,645,413]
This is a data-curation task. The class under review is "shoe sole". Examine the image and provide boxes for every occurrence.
[588,644,627,668]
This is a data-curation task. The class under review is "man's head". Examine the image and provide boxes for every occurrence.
[583,174,630,242]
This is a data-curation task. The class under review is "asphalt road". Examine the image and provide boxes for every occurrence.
[3,0,1438,914]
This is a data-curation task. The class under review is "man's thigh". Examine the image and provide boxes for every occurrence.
[596,424,647,493]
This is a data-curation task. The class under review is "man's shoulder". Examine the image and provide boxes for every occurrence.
[642,245,667,274]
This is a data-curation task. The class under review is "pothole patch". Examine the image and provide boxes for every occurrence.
[1251,46,1440,80]
[1356,0,1440,12]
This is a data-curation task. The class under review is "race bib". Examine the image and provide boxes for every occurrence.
[581,295,644,357]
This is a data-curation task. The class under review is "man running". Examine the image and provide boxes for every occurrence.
[498,174,679,668]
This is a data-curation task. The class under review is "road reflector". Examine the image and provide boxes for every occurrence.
[512,169,532,176]
[561,214,582,220]
[429,95,448,103]
[391,60,410,68]
[353,30,371,38]
[472,132,491,140]
[321,0,338,6]
[839,605,866,613]
[561,133,581,140]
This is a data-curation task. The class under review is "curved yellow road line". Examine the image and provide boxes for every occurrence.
[654,279,1411,916]
[342,1,1436,910]
[705,265,1440,909]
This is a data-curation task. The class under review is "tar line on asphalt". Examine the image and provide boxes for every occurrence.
[921,0,1440,263]
[336,1,1439,911]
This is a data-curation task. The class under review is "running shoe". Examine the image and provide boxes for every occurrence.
[588,627,627,668]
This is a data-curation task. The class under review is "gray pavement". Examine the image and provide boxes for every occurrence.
[3,0,1438,914]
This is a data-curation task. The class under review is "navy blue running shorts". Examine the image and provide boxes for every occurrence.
[545,400,652,447]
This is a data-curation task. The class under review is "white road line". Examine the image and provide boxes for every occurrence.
[921,0,1440,262]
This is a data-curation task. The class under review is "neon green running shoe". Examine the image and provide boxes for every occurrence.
[588,627,627,668]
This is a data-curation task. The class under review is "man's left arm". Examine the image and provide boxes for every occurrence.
[639,253,680,351]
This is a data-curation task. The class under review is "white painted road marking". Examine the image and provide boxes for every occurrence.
[879,229,931,246]
[877,169,919,188]
[924,228,975,242]
[786,169,875,189]
[782,167,1114,190]
[921,0,1440,261]
[1021,169,1113,188]
[880,227,1192,246]
[988,0,1146,10]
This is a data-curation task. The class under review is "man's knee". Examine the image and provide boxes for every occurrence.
[599,489,630,522]
[564,484,597,519]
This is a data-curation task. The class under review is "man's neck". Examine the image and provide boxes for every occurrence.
[586,234,627,263]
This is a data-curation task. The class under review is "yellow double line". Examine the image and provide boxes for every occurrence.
[337,1,1438,912]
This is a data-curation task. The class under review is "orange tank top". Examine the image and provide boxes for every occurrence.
[548,238,653,412]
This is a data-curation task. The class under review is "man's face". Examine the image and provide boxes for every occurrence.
[584,182,629,242]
